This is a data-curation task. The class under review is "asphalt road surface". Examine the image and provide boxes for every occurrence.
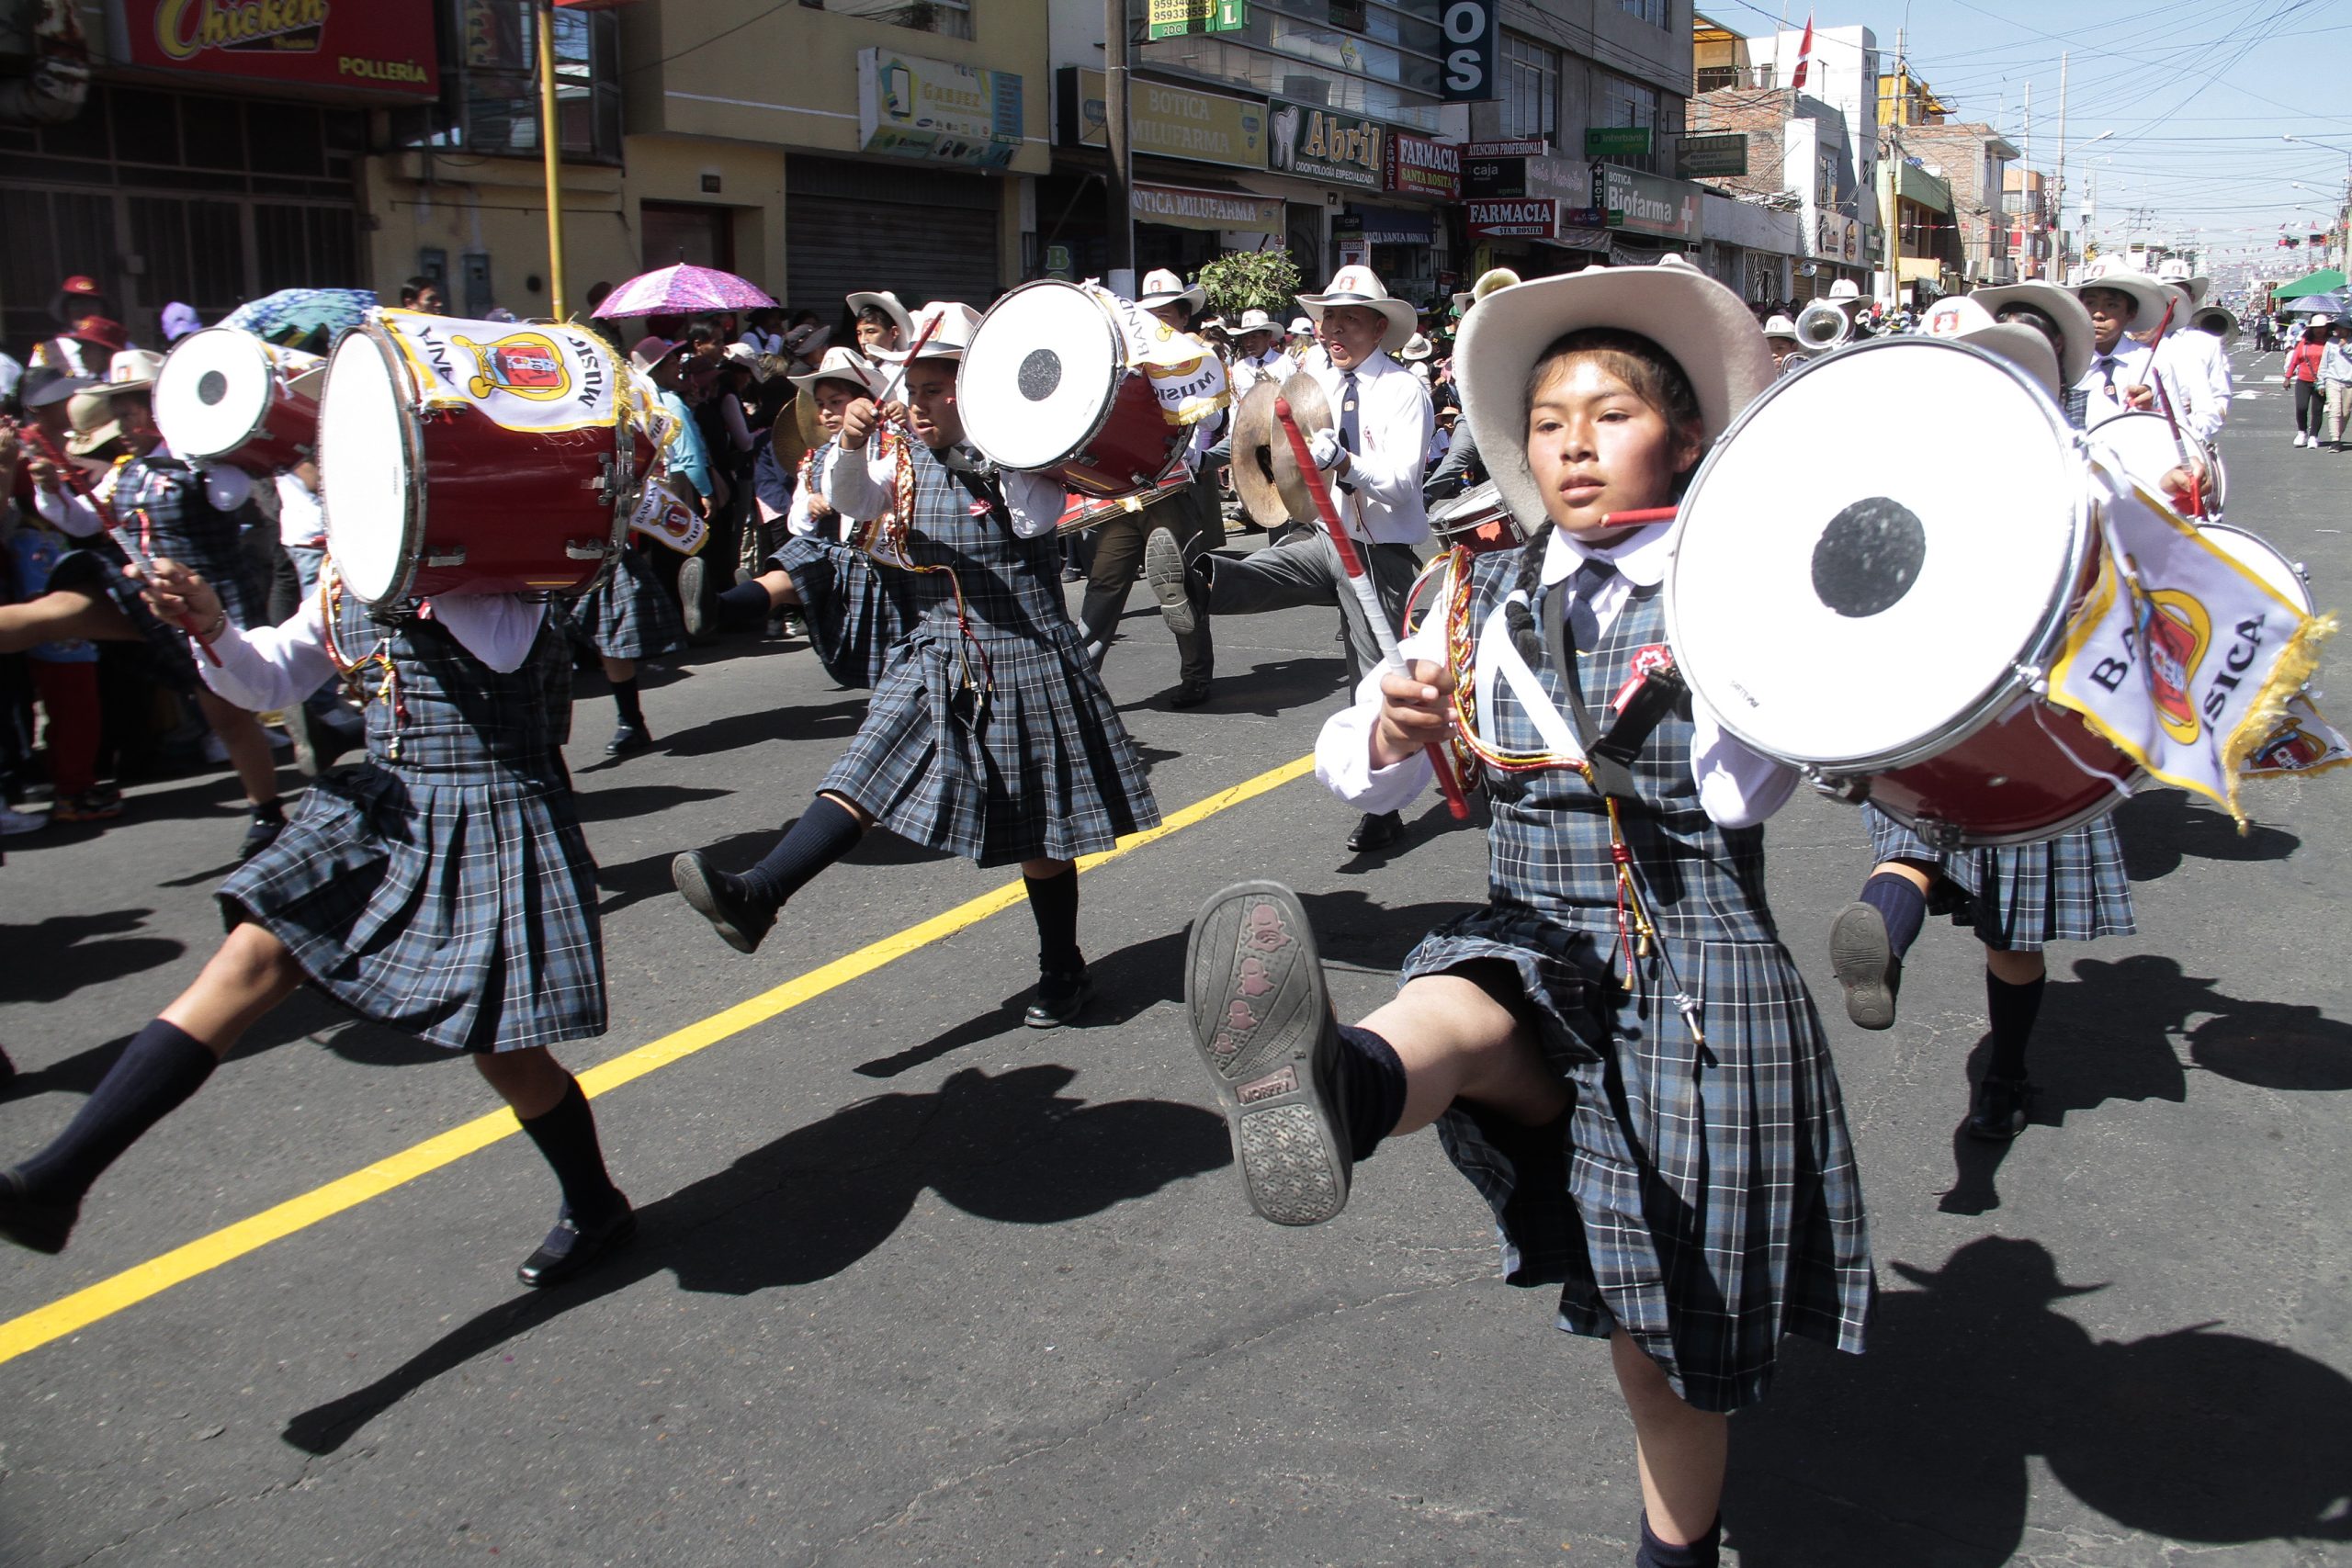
[4,343,2349,1566]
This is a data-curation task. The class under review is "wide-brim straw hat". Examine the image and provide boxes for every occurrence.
[1136,268,1207,314]
[1296,265,1416,354]
[102,347,165,395]
[1973,280,2095,388]
[845,290,916,344]
[1456,259,1772,528]
[876,301,981,364]
[2074,260,2178,334]
[788,344,888,399]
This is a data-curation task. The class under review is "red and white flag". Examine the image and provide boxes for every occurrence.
[1790,13,1815,91]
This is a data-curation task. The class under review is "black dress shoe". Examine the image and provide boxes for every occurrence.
[515,1201,636,1289]
[1168,677,1214,710]
[671,851,776,953]
[677,556,709,637]
[1828,901,1902,1031]
[1346,810,1404,854]
[1145,527,1204,637]
[1024,967,1092,1029]
[239,813,286,863]
[0,1168,79,1255]
[1966,1076,2032,1142]
[605,723,654,757]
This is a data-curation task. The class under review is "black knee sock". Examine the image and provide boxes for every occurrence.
[716,579,772,630]
[738,794,865,909]
[1024,868,1083,976]
[14,1019,218,1201]
[610,677,644,729]
[1859,870,1927,957]
[516,1075,625,1223]
[1636,1514,1721,1568]
[1334,1025,1408,1162]
[1985,968,2045,1081]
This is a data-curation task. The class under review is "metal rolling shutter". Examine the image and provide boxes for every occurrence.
[785,156,1001,320]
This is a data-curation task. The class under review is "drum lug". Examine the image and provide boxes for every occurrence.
[2012,660,2048,695]
[565,540,610,560]
[1913,817,1966,852]
[424,545,467,568]
[1803,767,1871,807]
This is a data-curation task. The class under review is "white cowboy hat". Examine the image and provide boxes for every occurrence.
[1972,280,2095,389]
[2154,258,2211,306]
[788,344,887,399]
[845,290,916,344]
[1455,261,1774,531]
[1136,268,1207,314]
[1296,265,1416,354]
[1761,312,1800,340]
[102,347,166,394]
[1826,277,1863,299]
[1286,316,1312,335]
[66,388,122,456]
[1918,298,2063,399]
[720,341,769,380]
[1452,266,1523,318]
[877,301,982,364]
[2073,259,2177,333]
[1398,333,1434,362]
[1231,308,1281,337]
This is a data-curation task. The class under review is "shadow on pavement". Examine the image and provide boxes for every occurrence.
[1119,654,1342,720]
[0,910,184,1007]
[569,782,733,823]
[2115,790,2301,879]
[1724,1236,2352,1565]
[654,697,868,759]
[279,1064,1227,1456]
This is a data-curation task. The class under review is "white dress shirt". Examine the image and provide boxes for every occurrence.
[2149,330,2231,443]
[1316,523,1799,829]
[198,588,548,715]
[2073,338,2157,423]
[826,434,1065,539]
[36,446,249,536]
[1301,349,1432,546]
[1227,347,1294,404]
[786,445,854,541]
[276,470,325,549]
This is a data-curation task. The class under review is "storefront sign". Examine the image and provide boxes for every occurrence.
[1675,132,1748,179]
[1584,126,1654,158]
[1385,132,1461,200]
[860,48,1023,168]
[1464,150,1589,203]
[1269,99,1385,190]
[1147,0,1248,39]
[1440,0,1498,103]
[1599,164,1702,241]
[1340,206,1433,244]
[124,0,439,97]
[1464,139,1548,158]
[1061,69,1265,171]
[1134,183,1285,234]
[1466,199,1555,239]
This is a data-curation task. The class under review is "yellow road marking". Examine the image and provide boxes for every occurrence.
[0,753,1317,1367]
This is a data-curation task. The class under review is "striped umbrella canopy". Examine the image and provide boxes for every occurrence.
[592,264,776,319]
[220,288,379,352]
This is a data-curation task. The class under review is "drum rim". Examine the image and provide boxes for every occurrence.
[154,327,277,459]
[2199,522,2312,615]
[320,321,430,605]
[1667,334,2098,774]
[1870,773,2138,849]
[958,278,1128,471]
[1428,479,1514,542]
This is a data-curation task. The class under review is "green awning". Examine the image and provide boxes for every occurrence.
[2275,267,2348,300]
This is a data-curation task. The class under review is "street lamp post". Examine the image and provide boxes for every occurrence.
[2057,128,2111,279]
[2285,135,2352,273]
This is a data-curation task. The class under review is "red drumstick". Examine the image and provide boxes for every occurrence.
[25,423,221,665]
[1599,506,1678,528]
[1272,396,1471,822]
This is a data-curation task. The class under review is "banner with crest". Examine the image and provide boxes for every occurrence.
[1083,282,1229,427]
[378,309,624,435]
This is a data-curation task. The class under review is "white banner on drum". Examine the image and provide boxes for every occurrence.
[2243,694,2352,781]
[1084,282,1229,426]
[2046,465,2337,821]
[626,472,708,556]
[378,309,624,435]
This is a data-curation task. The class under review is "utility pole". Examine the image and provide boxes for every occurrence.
[2021,79,2032,278]
[537,0,567,318]
[2053,51,2068,279]
[1103,0,1136,298]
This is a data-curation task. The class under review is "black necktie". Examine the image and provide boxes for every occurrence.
[1564,556,1618,655]
[1340,372,1361,454]
[2096,355,2119,399]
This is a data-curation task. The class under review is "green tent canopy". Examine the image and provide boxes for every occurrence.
[2275,267,2349,300]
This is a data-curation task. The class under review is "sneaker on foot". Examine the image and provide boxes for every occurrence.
[1185,881,1352,1225]
[1966,1076,2031,1141]
[671,851,776,953]
[1828,901,1902,1031]
[1145,526,1203,637]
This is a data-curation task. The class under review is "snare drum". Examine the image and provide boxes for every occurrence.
[2200,523,2311,613]
[153,328,324,473]
[959,280,1187,500]
[2202,440,2229,515]
[1428,479,1527,556]
[318,314,646,604]
[2086,410,2209,512]
[1053,463,1192,536]
[1669,337,2143,847]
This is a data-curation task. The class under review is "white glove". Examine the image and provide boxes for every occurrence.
[1306,425,1347,472]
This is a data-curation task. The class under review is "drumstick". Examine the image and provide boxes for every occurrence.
[1272,396,1471,822]
[871,315,944,411]
[1600,507,1678,528]
[2133,298,2207,517]
[23,424,222,666]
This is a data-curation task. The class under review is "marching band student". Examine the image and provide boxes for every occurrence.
[1828,294,2137,1144]
[1182,263,1870,1568]
[0,551,634,1289]
[563,522,686,758]
[2146,264,2231,450]
[2067,260,2169,428]
[1225,309,1293,402]
[846,290,912,364]
[670,305,1159,1028]
[1145,265,1434,854]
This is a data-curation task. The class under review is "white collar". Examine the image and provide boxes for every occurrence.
[1324,350,1396,380]
[1537,521,1672,589]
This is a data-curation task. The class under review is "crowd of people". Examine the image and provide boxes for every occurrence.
[0,248,2278,1566]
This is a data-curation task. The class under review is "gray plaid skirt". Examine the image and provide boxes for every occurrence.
[1865,807,2136,952]
[1407,906,1874,1414]
[820,622,1160,867]
[216,761,607,1053]
[566,545,685,662]
[771,535,907,690]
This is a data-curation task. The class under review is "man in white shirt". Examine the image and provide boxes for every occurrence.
[1145,266,1434,852]
[2069,262,2168,428]
[1225,310,1293,403]
[2144,276,2231,446]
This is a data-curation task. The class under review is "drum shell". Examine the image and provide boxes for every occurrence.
[960,279,1187,500]
[153,328,320,472]
[1057,370,1186,499]
[1427,480,1525,556]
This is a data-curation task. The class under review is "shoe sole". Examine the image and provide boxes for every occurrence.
[671,853,764,954]
[680,558,708,637]
[1185,881,1349,1226]
[1828,902,1900,1031]
[1145,528,1197,637]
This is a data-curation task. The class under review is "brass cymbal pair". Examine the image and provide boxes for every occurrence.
[1227,376,1332,529]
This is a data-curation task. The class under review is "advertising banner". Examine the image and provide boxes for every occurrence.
[124,0,438,98]
[1134,183,1284,234]
[1268,98,1386,190]
[859,47,1023,168]
[1062,68,1265,171]
[1385,130,1462,199]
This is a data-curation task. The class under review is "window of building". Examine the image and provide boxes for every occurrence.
[801,0,972,39]
[1619,0,1667,26]
[392,1,624,164]
[1597,71,1662,171]
[1500,34,1556,142]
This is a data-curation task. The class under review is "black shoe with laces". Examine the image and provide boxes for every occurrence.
[1024,967,1092,1029]
[515,1200,636,1289]
[1346,810,1404,854]
[671,851,777,953]
[1966,1076,2032,1142]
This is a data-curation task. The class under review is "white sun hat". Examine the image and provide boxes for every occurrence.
[1295,265,1416,354]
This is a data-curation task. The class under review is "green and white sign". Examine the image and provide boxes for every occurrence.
[1583,126,1653,158]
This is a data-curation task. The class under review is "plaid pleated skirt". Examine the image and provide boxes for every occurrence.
[1407,906,1875,1414]
[217,761,607,1053]
[772,534,908,690]
[1865,806,2136,952]
[820,620,1160,867]
[567,545,685,662]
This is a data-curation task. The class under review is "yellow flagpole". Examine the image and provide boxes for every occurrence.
[537,0,568,319]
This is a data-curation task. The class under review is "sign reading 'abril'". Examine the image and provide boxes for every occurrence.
[127,0,439,97]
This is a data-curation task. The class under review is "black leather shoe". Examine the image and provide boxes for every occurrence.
[1168,677,1214,710]
[1346,810,1404,854]
[515,1201,636,1289]
[0,1168,79,1255]
[672,851,776,953]
[605,723,654,757]
[678,556,708,637]
[1828,902,1902,1031]
[1024,967,1092,1029]
[1145,527,1204,637]
[1966,1076,2032,1142]
[239,813,286,863]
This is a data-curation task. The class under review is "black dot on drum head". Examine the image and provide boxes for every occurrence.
[1811,496,1926,618]
[197,370,228,406]
[1017,349,1061,401]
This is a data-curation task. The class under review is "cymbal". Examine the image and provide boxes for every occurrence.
[1229,374,1332,530]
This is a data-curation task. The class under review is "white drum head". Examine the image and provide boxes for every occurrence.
[2086,411,2190,492]
[319,329,420,604]
[1670,338,2086,769]
[2200,524,2312,614]
[959,282,1124,470]
[153,328,273,459]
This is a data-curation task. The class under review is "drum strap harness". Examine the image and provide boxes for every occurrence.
[318,563,406,760]
[876,433,995,729]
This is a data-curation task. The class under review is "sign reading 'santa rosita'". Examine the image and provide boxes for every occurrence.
[127,0,439,98]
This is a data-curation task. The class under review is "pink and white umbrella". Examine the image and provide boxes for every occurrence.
[592,263,776,319]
